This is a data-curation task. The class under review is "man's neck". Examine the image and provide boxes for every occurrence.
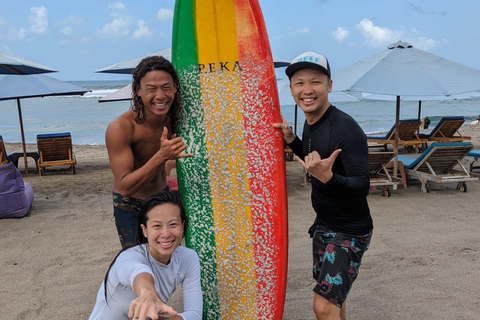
[305,102,331,125]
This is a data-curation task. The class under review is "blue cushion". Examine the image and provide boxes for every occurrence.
[37,132,71,139]
[468,150,480,157]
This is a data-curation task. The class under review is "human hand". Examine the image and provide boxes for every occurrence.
[128,291,178,320]
[273,115,296,144]
[296,149,342,184]
[159,127,193,161]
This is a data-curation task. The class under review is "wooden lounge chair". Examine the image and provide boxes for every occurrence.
[398,142,477,193]
[0,135,9,165]
[367,119,427,153]
[419,116,471,143]
[37,132,76,175]
[369,151,404,197]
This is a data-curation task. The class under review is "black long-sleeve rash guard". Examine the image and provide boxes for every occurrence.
[289,105,373,235]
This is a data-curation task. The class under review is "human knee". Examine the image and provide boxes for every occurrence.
[313,295,340,320]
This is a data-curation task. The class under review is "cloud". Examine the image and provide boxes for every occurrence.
[30,6,48,34]
[297,28,310,35]
[109,2,126,11]
[356,18,402,48]
[407,3,446,16]
[157,8,174,21]
[407,29,448,50]
[99,3,132,39]
[132,20,153,39]
[99,15,131,38]
[332,27,349,44]
[61,26,73,36]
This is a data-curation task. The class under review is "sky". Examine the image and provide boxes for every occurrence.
[1,0,479,81]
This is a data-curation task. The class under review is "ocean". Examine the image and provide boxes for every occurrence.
[1,80,479,145]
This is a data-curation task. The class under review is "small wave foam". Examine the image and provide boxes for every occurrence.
[82,89,119,98]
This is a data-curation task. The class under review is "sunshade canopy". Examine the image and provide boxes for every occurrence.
[0,74,88,101]
[0,51,57,75]
[333,41,480,98]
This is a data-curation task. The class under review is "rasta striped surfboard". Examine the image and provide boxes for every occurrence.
[172,1,288,319]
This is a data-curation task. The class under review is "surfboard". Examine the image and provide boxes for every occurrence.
[172,1,288,319]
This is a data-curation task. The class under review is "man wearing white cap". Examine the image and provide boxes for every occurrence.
[274,52,373,320]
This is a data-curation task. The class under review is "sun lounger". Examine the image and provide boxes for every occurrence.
[367,119,427,152]
[398,142,477,193]
[1,135,40,171]
[464,150,480,172]
[37,132,76,175]
[369,151,405,197]
[419,116,471,143]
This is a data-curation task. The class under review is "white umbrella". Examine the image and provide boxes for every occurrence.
[276,77,358,134]
[98,84,133,103]
[0,51,57,75]
[333,41,480,175]
[95,48,290,74]
[0,74,88,173]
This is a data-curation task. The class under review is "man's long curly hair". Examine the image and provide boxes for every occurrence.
[131,56,181,124]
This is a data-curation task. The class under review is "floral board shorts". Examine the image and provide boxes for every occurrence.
[310,223,372,308]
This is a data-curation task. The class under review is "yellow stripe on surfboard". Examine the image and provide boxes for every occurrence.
[196,1,257,318]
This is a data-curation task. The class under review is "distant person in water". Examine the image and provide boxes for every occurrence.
[105,56,192,248]
[423,116,431,129]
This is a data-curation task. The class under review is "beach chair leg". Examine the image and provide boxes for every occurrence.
[456,182,467,192]
[381,186,391,197]
[420,181,429,193]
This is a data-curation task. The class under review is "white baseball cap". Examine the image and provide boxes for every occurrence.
[285,51,331,79]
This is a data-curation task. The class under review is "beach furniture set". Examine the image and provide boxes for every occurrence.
[0,132,76,176]
[366,116,478,193]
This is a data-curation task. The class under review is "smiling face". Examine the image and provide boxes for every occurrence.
[140,203,184,264]
[290,68,332,124]
[136,70,177,120]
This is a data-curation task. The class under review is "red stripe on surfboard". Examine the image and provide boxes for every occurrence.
[235,0,288,318]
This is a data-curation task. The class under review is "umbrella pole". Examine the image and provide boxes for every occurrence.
[16,98,29,175]
[393,96,400,178]
[417,100,422,135]
[294,104,298,135]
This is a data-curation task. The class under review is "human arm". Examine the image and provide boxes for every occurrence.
[313,119,370,196]
[106,118,192,197]
[128,273,178,320]
[296,149,342,184]
[273,115,304,158]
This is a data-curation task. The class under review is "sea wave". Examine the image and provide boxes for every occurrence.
[82,89,119,98]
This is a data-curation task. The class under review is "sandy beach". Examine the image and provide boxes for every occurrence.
[1,125,479,320]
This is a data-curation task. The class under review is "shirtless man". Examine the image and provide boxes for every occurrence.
[106,56,192,248]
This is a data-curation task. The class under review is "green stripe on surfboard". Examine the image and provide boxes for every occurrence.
[172,1,221,319]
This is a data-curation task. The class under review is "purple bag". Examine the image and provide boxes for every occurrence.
[0,162,34,218]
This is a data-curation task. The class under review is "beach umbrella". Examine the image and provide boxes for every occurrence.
[276,77,358,134]
[95,47,290,74]
[98,84,133,103]
[333,41,480,175]
[0,51,57,75]
[0,74,88,174]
